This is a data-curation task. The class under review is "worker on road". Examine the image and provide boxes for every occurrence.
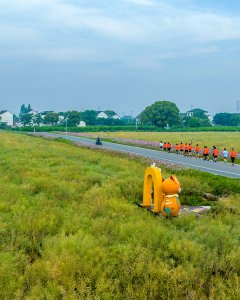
[223,148,229,163]
[175,143,179,155]
[184,143,189,156]
[180,142,184,155]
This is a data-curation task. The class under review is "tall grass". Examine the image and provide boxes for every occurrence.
[0,133,240,299]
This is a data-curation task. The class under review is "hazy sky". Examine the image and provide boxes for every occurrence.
[0,0,240,115]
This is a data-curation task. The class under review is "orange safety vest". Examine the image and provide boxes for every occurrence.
[203,147,209,155]
[164,143,167,149]
[185,144,189,151]
[195,146,200,152]
[176,145,179,151]
[189,145,192,151]
[230,151,236,158]
[213,149,219,156]
[180,144,184,150]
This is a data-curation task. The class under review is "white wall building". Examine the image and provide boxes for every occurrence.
[112,114,120,120]
[97,112,108,119]
[28,109,38,115]
[78,121,87,127]
[0,110,14,126]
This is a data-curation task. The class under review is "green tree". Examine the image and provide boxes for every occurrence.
[27,104,32,113]
[66,111,81,127]
[213,113,233,126]
[104,110,116,117]
[32,114,43,126]
[20,104,28,114]
[139,100,180,128]
[19,113,32,126]
[44,112,59,125]
[81,110,97,125]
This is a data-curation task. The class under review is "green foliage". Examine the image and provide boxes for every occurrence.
[20,104,32,114]
[214,113,240,126]
[19,113,33,126]
[1,133,240,299]
[139,100,180,128]
[44,112,59,125]
[65,111,81,126]
[80,110,98,125]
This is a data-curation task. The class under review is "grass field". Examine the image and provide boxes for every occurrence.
[1,133,240,299]
[89,131,240,152]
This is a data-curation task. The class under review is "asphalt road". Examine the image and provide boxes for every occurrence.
[34,132,240,179]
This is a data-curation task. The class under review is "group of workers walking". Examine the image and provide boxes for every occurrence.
[159,141,237,165]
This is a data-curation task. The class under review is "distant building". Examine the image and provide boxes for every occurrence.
[78,121,87,127]
[112,114,121,120]
[40,111,54,117]
[185,108,208,117]
[28,109,38,115]
[0,110,14,126]
[97,112,108,119]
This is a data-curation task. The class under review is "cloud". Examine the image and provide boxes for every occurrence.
[125,0,156,6]
[0,0,240,64]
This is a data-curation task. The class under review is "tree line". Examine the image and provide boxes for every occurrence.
[9,101,240,128]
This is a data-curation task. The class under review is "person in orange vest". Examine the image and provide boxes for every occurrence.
[163,142,167,152]
[195,144,200,158]
[230,148,237,166]
[175,143,179,155]
[179,142,184,155]
[188,143,193,157]
[184,143,189,156]
[203,146,209,161]
[213,146,219,162]
[167,142,171,153]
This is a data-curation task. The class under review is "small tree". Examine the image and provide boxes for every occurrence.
[19,114,33,126]
[66,111,81,127]
[32,114,43,126]
[44,112,59,125]
[20,104,28,114]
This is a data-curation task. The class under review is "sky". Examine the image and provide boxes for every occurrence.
[0,0,240,116]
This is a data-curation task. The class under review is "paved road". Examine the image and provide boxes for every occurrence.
[33,132,240,179]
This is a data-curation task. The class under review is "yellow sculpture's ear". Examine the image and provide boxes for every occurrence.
[143,166,164,213]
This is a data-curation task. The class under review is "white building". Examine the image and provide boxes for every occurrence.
[0,110,14,126]
[78,121,87,127]
[28,109,38,115]
[97,112,108,119]
[112,114,120,120]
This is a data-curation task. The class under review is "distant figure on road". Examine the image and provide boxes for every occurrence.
[188,143,192,157]
[180,142,184,155]
[184,143,189,156]
[230,148,236,166]
[213,146,219,162]
[159,141,163,151]
[163,142,167,152]
[167,142,171,153]
[96,137,102,145]
[195,144,200,158]
[203,146,209,161]
[223,148,229,163]
[175,143,179,155]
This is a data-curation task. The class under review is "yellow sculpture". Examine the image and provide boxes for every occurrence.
[142,164,181,216]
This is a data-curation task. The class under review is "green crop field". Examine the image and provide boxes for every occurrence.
[1,133,240,299]
[91,131,240,151]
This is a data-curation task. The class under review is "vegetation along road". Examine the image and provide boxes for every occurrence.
[34,133,240,179]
